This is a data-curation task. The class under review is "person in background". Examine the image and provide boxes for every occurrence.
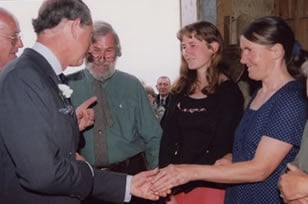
[0,0,162,203]
[152,16,307,204]
[158,21,244,204]
[144,85,165,121]
[156,76,171,108]
[68,20,162,204]
[0,7,23,71]
[279,55,308,204]
[145,85,157,104]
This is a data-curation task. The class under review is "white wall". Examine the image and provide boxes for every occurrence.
[0,0,181,90]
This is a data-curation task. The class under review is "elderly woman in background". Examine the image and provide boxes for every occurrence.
[144,85,166,121]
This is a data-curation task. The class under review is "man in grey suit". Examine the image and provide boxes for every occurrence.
[0,0,162,203]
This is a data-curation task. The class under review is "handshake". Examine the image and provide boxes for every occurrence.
[130,164,190,201]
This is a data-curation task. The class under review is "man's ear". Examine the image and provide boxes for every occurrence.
[208,41,220,54]
[71,18,81,39]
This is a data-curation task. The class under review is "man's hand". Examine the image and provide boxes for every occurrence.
[75,153,85,161]
[287,196,308,204]
[279,163,308,203]
[131,168,170,200]
[75,96,97,131]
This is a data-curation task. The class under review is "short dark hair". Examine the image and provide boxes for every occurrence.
[32,0,92,34]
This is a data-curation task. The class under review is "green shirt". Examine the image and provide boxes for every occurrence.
[68,69,162,169]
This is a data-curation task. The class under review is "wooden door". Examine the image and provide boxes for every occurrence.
[275,0,308,49]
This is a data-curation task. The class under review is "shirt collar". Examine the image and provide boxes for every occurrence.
[32,42,62,75]
[160,95,167,100]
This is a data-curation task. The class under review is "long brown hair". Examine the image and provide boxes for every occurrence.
[172,21,224,95]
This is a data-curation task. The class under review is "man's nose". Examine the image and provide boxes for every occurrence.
[97,54,107,63]
[16,38,24,48]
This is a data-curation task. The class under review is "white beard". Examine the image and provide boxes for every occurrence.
[87,60,117,82]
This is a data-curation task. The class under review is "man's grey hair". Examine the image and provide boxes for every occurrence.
[32,0,92,34]
[92,21,122,57]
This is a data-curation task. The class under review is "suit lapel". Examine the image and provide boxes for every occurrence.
[22,49,80,148]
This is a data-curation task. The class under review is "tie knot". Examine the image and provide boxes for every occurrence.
[160,98,165,106]
[58,73,68,84]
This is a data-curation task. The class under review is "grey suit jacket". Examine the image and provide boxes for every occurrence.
[0,49,126,204]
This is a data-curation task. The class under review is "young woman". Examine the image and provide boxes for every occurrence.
[158,21,244,203]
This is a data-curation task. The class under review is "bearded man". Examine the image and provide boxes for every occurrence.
[68,21,162,204]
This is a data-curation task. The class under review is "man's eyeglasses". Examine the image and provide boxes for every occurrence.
[0,33,21,45]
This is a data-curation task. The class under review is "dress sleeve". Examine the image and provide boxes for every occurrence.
[264,87,307,146]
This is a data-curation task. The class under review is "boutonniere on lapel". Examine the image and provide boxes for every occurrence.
[58,84,73,98]
[58,84,74,115]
